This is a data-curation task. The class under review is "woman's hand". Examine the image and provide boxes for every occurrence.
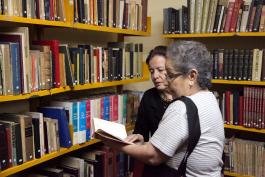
[125,134,144,144]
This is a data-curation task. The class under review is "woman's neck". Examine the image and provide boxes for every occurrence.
[159,90,173,102]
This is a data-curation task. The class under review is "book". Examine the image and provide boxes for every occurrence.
[92,118,133,145]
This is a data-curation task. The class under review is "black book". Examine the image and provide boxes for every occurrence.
[163,8,169,34]
[97,0,104,26]
[232,49,239,80]
[60,165,79,177]
[242,49,249,80]
[78,44,93,83]
[227,49,234,80]
[14,122,23,165]
[237,49,244,80]
[35,0,40,19]
[59,45,74,86]
[32,118,41,159]
[0,0,3,15]
[223,49,229,80]
[252,0,263,31]
[0,124,8,170]
[247,49,254,80]
[44,0,50,20]
[69,48,79,85]
[113,0,116,27]
[77,0,85,23]
[40,167,64,177]
[213,5,223,33]
[108,47,114,81]
[22,0,27,17]
[182,6,189,34]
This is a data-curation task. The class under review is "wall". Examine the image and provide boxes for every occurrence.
[123,0,186,91]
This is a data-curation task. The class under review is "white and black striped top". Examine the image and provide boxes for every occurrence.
[150,91,225,177]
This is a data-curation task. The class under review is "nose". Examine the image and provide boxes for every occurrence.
[153,70,159,79]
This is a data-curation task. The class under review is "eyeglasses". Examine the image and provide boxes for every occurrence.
[166,72,183,81]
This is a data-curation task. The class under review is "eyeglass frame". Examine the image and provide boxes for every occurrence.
[166,72,183,81]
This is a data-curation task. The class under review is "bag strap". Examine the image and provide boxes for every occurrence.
[172,96,201,176]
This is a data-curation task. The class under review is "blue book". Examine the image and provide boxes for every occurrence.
[38,107,72,148]
[78,101,86,143]
[71,101,78,145]
[104,96,110,121]
[9,42,21,95]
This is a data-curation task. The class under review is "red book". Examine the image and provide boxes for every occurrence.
[229,0,243,32]
[50,0,55,20]
[225,91,231,124]
[224,0,235,32]
[239,95,244,126]
[113,95,118,122]
[86,99,91,141]
[32,40,60,88]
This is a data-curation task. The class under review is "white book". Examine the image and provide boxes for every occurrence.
[92,117,133,144]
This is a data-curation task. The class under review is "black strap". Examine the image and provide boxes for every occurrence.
[172,96,201,176]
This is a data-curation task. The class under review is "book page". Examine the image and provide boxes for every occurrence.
[93,118,133,144]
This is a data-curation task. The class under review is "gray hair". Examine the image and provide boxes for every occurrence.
[167,40,212,89]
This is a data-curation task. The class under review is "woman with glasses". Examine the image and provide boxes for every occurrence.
[97,41,225,177]
[131,45,173,177]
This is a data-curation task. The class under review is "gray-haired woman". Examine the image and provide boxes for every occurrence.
[96,41,225,177]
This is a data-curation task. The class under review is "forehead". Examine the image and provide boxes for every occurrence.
[148,55,166,67]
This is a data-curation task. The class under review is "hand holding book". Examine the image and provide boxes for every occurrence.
[92,118,134,145]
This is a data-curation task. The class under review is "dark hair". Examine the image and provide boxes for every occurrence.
[167,41,212,89]
[146,45,167,65]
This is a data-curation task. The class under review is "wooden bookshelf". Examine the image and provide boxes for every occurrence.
[224,170,254,177]
[0,139,101,177]
[211,80,265,86]
[162,32,265,38]
[224,124,265,134]
[73,17,151,36]
[0,15,72,27]
[0,123,135,177]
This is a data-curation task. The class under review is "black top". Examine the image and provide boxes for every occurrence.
[133,87,170,141]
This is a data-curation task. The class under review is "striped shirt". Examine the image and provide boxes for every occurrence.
[150,91,225,177]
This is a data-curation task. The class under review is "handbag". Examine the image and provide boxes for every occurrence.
[142,96,201,177]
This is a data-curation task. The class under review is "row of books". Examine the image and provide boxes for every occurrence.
[74,0,148,31]
[211,48,265,81]
[0,26,144,95]
[0,0,66,21]
[216,87,265,129]
[224,137,265,177]
[20,146,132,177]
[163,0,265,34]
[0,92,142,171]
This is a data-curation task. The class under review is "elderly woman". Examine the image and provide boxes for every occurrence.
[97,41,225,177]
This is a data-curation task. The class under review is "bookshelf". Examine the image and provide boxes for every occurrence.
[162,0,265,175]
[162,32,265,38]
[0,124,135,177]
[0,63,149,103]
[0,0,151,176]
[224,171,254,177]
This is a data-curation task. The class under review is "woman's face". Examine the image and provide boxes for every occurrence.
[165,59,190,98]
[148,55,169,91]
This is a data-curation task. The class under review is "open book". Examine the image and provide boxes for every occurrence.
[92,118,133,145]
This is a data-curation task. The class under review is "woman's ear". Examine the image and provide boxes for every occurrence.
[188,69,198,84]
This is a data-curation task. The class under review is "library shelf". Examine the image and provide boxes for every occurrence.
[73,17,151,36]
[0,87,71,103]
[73,63,150,91]
[224,124,265,134]
[224,170,254,177]
[0,123,135,177]
[162,32,265,38]
[73,77,149,91]
[0,15,72,27]
[0,139,101,177]
[211,80,265,86]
